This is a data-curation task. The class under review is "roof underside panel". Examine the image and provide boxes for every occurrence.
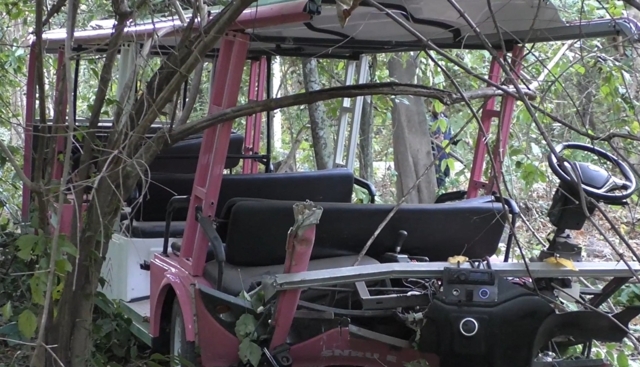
[41,0,640,58]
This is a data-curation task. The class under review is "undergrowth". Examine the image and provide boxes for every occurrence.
[1,196,639,366]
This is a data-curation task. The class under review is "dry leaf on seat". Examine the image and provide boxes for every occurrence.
[448,255,468,264]
[544,256,578,271]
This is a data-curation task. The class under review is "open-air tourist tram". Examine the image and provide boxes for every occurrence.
[23,0,640,366]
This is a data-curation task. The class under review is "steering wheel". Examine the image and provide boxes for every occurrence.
[547,142,637,202]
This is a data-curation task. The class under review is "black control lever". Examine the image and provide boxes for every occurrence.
[379,230,413,264]
[394,230,408,254]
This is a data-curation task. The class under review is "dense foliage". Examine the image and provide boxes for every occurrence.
[0,0,639,365]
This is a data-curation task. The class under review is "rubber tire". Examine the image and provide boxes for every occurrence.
[169,298,198,366]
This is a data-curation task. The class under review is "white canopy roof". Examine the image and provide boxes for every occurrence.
[40,0,640,58]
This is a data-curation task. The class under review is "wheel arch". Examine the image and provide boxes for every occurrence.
[152,277,197,344]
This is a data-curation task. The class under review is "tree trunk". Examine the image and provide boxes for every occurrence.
[387,54,438,204]
[358,56,376,181]
[301,58,334,170]
[42,1,260,365]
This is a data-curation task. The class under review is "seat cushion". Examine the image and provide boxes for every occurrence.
[203,255,379,296]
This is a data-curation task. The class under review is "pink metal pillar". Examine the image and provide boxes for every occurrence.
[467,47,524,198]
[52,48,69,181]
[269,202,323,350]
[489,46,525,192]
[21,45,38,223]
[179,32,250,276]
[242,57,268,174]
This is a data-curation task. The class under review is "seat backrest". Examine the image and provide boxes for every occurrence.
[223,198,509,266]
[133,169,356,222]
[149,133,245,174]
[216,169,354,216]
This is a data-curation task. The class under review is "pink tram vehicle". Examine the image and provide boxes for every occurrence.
[23,0,640,366]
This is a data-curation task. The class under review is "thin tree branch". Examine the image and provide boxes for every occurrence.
[621,0,640,12]
[31,0,79,364]
[74,3,133,197]
[170,0,188,24]
[364,0,544,285]
[124,0,259,157]
[42,0,67,28]
[174,1,208,129]
[0,139,40,192]
[170,82,537,142]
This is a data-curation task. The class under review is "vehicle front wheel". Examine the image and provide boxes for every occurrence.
[169,298,197,366]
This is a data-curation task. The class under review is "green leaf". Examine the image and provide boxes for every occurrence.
[149,353,168,361]
[53,280,65,300]
[18,309,37,339]
[606,350,616,365]
[631,121,640,135]
[239,291,251,302]
[16,234,39,260]
[238,338,262,367]
[130,345,139,360]
[30,276,45,305]
[59,236,78,257]
[433,99,444,113]
[617,351,629,367]
[55,258,73,274]
[445,158,455,172]
[2,302,12,322]
[235,314,257,340]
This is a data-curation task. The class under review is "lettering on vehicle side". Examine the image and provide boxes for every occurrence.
[320,349,398,362]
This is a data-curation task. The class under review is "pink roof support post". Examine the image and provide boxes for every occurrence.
[466,51,504,198]
[21,45,37,223]
[269,202,322,350]
[179,32,250,276]
[489,45,525,192]
[242,57,267,174]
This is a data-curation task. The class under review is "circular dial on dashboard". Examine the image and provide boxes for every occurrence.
[459,318,479,337]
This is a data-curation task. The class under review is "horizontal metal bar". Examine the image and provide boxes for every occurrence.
[265,262,640,291]
[348,325,411,349]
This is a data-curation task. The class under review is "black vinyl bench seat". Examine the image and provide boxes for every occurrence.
[197,196,508,294]
[219,197,509,267]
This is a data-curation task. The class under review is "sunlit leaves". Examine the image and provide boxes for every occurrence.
[16,233,41,260]
[17,309,37,339]
[1,301,12,322]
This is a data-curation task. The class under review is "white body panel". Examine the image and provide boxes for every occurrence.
[100,233,176,302]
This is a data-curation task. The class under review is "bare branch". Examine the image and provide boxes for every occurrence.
[74,3,134,191]
[124,0,259,157]
[42,0,67,28]
[621,0,640,12]
[31,0,79,365]
[171,82,537,142]
[0,139,40,192]
[174,2,208,129]
[170,0,188,24]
